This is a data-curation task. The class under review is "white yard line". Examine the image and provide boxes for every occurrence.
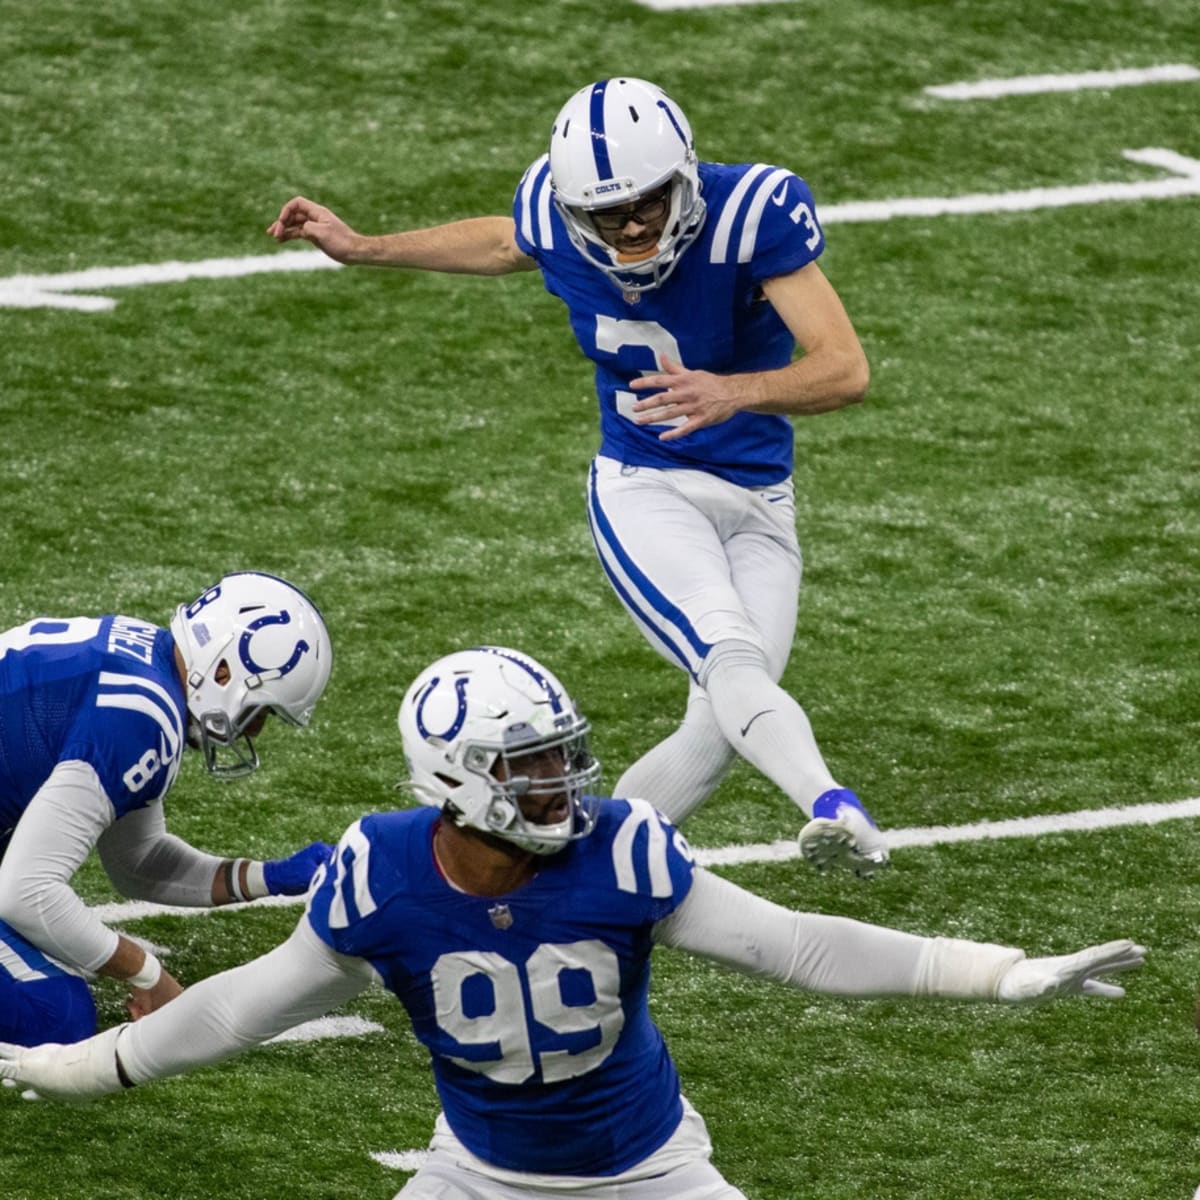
[821,147,1200,222]
[266,1015,384,1044]
[697,795,1200,867]
[0,250,342,312]
[92,794,1200,924]
[926,64,1199,101]
[4,148,1198,311]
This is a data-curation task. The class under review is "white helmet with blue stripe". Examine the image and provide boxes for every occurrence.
[170,571,333,779]
[548,77,706,292]
[398,646,601,855]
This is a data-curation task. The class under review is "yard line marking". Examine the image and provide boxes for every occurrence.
[266,1015,384,1044]
[822,147,1200,223]
[3,147,1199,311]
[371,1150,430,1172]
[91,794,1200,923]
[697,796,1200,867]
[926,64,1199,101]
[0,249,342,312]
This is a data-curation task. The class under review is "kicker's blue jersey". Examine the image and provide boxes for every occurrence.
[513,159,827,487]
[0,616,187,839]
[307,800,696,1176]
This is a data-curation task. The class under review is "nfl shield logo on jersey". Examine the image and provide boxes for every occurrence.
[488,903,514,930]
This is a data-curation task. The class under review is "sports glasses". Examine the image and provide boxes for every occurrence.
[589,186,671,233]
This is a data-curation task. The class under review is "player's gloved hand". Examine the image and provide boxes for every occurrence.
[996,940,1146,1003]
[0,1024,128,1102]
[798,789,890,879]
[262,842,334,896]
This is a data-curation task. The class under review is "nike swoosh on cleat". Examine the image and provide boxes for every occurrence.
[740,709,776,737]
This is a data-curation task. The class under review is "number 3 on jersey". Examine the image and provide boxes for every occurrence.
[432,939,623,1085]
[595,315,687,428]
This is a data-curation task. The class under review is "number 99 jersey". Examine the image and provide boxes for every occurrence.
[305,798,696,1176]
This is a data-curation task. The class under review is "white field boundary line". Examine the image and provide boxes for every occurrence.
[3,147,1198,312]
[926,64,1199,101]
[92,794,1200,924]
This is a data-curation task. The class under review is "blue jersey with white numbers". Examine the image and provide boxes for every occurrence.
[513,158,827,487]
[0,616,187,838]
[307,799,696,1176]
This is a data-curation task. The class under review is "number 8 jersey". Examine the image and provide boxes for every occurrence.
[0,616,186,842]
[306,799,696,1176]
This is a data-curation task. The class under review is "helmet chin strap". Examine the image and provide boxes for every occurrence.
[616,245,659,264]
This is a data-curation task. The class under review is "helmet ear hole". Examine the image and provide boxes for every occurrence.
[215,660,232,686]
[488,798,518,830]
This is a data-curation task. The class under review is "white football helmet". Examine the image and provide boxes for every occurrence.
[170,571,333,778]
[398,646,601,855]
[548,77,706,292]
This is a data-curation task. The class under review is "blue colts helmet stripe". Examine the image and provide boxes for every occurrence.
[475,647,565,714]
[656,99,689,148]
[588,80,614,179]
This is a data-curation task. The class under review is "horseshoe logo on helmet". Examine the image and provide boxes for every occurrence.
[415,675,471,742]
[238,610,311,678]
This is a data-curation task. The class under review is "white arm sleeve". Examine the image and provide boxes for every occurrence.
[97,803,225,906]
[119,918,374,1085]
[653,868,1024,999]
[0,760,120,973]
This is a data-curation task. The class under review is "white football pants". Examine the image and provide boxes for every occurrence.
[393,1101,748,1198]
[586,455,839,823]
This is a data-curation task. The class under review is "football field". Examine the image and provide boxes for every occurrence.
[2,1,1198,1197]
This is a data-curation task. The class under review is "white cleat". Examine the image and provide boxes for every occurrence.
[798,796,890,879]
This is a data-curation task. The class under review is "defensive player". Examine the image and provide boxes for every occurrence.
[0,571,334,1047]
[266,77,884,876]
[0,646,1144,1200]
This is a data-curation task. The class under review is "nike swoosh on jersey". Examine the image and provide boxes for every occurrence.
[770,183,789,205]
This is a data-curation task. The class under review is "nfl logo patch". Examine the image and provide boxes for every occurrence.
[488,903,514,930]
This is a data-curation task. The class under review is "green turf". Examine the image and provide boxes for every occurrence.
[2,0,1199,1196]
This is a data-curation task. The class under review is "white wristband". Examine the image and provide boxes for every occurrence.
[224,858,251,903]
[244,860,268,900]
[915,937,1026,999]
[128,951,162,991]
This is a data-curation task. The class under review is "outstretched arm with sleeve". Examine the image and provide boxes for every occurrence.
[97,807,331,907]
[267,197,538,276]
[0,919,374,1100]
[653,867,1145,1001]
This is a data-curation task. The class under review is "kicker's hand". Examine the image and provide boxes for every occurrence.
[267,196,360,263]
[630,357,743,441]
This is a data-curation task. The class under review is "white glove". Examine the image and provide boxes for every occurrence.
[996,939,1146,1003]
[0,1024,128,1101]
